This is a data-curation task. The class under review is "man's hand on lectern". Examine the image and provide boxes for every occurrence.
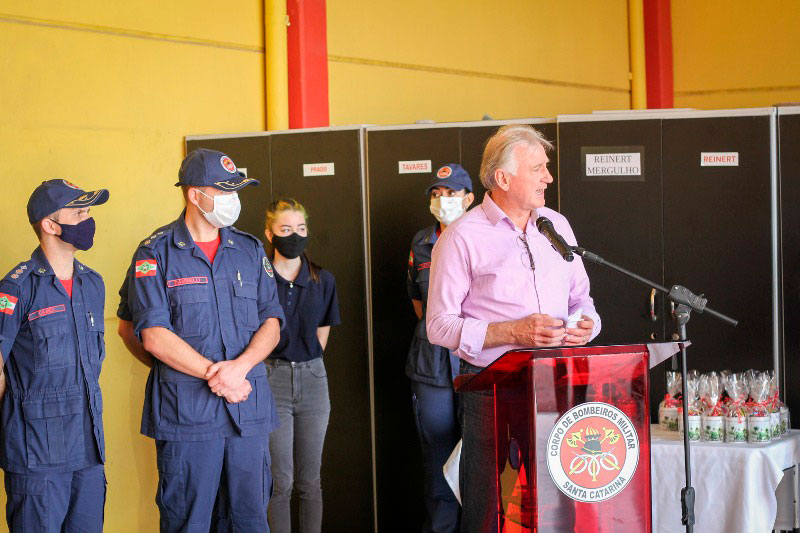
[513,313,566,347]
[564,316,595,346]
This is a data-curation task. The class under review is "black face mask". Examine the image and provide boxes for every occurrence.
[53,217,96,251]
[272,233,308,259]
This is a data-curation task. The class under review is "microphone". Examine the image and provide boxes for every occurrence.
[535,216,574,262]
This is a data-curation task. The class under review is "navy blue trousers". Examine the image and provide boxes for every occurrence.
[4,463,105,532]
[412,380,461,533]
[156,434,271,532]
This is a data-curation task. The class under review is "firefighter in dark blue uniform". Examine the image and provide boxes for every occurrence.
[0,179,110,532]
[407,164,474,532]
[126,149,285,532]
[118,257,233,530]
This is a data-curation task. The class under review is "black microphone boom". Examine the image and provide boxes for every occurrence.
[535,216,574,262]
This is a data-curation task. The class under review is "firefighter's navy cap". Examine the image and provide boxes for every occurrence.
[27,179,109,224]
[425,164,473,194]
[176,148,259,191]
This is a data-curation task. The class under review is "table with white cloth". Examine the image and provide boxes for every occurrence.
[651,425,800,532]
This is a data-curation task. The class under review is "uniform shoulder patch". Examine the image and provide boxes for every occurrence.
[263,256,274,278]
[0,292,18,315]
[408,250,414,267]
[135,259,158,278]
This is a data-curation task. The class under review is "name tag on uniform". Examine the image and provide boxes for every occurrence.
[166,276,209,288]
[28,304,66,321]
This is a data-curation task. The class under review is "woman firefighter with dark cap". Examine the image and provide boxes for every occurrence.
[406,164,475,532]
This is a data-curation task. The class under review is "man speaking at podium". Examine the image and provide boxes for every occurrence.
[426,124,601,532]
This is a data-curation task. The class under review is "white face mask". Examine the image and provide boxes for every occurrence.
[430,196,465,226]
[197,190,241,228]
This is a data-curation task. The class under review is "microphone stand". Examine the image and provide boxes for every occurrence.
[572,246,738,533]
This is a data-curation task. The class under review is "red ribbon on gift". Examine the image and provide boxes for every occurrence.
[664,394,682,408]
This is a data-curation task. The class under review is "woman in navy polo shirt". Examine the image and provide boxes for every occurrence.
[263,198,340,533]
[407,164,474,532]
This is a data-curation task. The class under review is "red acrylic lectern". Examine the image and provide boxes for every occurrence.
[455,343,676,533]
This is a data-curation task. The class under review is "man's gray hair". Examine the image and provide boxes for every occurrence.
[479,124,554,190]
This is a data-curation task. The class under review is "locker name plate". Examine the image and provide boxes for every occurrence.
[581,146,645,182]
[398,160,432,174]
[700,152,739,166]
[303,163,335,176]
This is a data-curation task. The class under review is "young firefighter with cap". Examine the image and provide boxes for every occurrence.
[127,149,285,531]
[406,164,474,532]
[0,180,110,531]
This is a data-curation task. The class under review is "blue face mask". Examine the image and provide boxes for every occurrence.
[53,217,96,251]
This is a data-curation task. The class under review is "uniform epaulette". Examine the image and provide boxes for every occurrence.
[139,222,175,249]
[1,260,34,286]
[73,260,100,277]
[229,226,263,248]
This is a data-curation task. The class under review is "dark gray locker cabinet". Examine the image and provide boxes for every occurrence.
[556,109,779,421]
[557,116,665,345]
[365,125,461,531]
[661,110,777,385]
[779,106,800,422]
[268,128,373,531]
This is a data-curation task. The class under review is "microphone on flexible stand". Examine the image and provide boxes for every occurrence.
[535,216,574,262]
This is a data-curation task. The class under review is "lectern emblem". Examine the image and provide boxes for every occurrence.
[547,402,639,503]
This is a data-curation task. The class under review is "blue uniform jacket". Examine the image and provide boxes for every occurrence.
[0,247,105,474]
[406,224,459,387]
[127,213,285,441]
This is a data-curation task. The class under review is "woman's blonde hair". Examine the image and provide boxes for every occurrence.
[265,198,321,283]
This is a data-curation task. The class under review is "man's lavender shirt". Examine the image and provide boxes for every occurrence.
[426,193,601,368]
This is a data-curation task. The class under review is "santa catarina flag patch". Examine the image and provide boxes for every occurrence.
[0,293,18,315]
[135,259,158,278]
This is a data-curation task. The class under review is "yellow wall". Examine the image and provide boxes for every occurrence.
[326,0,633,125]
[0,1,264,530]
[325,0,800,122]
[672,1,800,109]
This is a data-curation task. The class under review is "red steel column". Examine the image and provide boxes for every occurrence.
[643,0,674,108]
[286,0,330,128]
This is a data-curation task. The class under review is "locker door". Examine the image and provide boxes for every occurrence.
[366,126,461,531]
[780,107,800,422]
[558,118,665,343]
[459,122,559,211]
[558,117,666,421]
[269,129,373,531]
[662,113,775,379]
[185,136,272,240]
